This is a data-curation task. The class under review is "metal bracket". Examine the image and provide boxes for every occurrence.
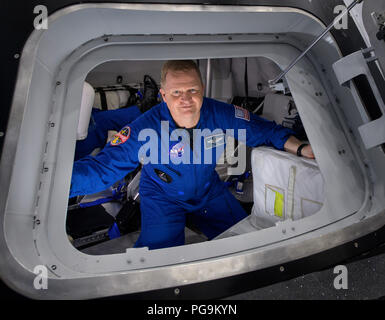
[269,81,289,95]
[333,49,385,149]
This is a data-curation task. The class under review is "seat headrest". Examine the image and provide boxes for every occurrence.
[262,93,294,124]
[77,82,95,140]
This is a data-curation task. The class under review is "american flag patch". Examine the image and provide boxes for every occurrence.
[234,105,250,121]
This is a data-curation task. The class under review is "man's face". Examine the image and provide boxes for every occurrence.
[159,69,204,127]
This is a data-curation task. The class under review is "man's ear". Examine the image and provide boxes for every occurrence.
[159,88,167,102]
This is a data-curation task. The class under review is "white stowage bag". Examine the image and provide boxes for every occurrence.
[215,147,324,239]
[215,147,325,240]
[94,91,121,110]
[251,147,324,226]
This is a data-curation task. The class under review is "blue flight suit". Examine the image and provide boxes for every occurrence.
[70,98,294,249]
[74,106,142,161]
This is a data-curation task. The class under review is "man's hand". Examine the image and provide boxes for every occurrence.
[284,136,315,159]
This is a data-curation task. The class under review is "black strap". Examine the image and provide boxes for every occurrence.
[297,143,308,157]
[96,88,108,111]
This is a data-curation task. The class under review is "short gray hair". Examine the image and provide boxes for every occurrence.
[160,60,203,88]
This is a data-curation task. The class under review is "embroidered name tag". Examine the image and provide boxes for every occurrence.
[110,126,131,146]
[234,105,250,121]
[204,133,225,149]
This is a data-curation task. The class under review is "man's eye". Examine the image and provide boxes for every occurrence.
[189,89,198,94]
[172,90,181,96]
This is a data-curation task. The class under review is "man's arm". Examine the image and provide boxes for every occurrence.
[70,125,142,198]
[211,100,315,159]
[217,101,315,159]
[284,135,315,159]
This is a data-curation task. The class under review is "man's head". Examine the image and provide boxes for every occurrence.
[159,60,204,129]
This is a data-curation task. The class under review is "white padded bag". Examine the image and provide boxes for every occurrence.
[251,147,324,225]
[215,147,324,240]
[94,91,120,110]
[94,89,131,110]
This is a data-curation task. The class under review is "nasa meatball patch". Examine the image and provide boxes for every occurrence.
[169,141,185,159]
[234,105,250,121]
[110,126,131,146]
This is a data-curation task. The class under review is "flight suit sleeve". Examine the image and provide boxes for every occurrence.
[218,102,295,150]
[69,125,142,197]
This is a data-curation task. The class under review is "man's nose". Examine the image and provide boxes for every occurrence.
[180,91,192,101]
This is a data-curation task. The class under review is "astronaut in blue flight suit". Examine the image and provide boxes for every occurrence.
[70,60,314,250]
